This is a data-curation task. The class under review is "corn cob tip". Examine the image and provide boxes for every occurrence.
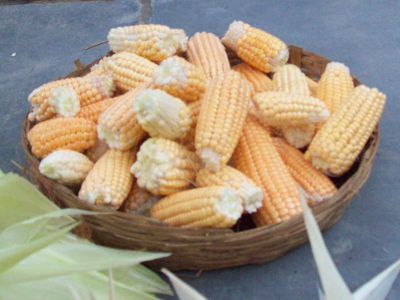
[153,56,188,86]
[197,147,222,172]
[270,48,290,70]
[325,61,350,74]
[48,87,80,117]
[239,182,263,213]
[89,73,115,98]
[221,20,247,52]
[310,107,330,122]
[214,187,243,221]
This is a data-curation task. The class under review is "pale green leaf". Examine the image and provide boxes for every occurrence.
[162,268,207,300]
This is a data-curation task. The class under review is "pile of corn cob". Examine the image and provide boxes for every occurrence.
[27,21,386,229]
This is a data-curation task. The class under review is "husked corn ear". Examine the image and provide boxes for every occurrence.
[153,56,207,102]
[28,74,114,121]
[233,116,302,226]
[28,117,97,158]
[305,85,385,176]
[187,32,231,78]
[253,91,329,126]
[76,96,119,124]
[133,89,192,140]
[86,139,109,162]
[151,187,243,228]
[196,166,263,213]
[79,149,135,208]
[98,86,148,150]
[120,181,160,215]
[281,123,316,149]
[232,63,273,93]
[307,76,318,96]
[99,52,157,92]
[180,100,201,151]
[131,138,201,195]
[39,150,94,185]
[108,24,188,62]
[195,71,252,171]
[222,21,288,73]
[317,62,354,113]
[273,64,310,96]
[273,137,337,205]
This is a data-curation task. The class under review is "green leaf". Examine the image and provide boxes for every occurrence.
[162,268,207,300]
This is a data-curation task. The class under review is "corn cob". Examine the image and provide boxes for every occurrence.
[273,137,337,205]
[233,116,302,226]
[196,166,263,213]
[79,149,135,208]
[133,89,192,140]
[39,150,94,185]
[305,85,385,176]
[195,70,252,171]
[108,24,188,62]
[98,52,157,92]
[253,91,329,126]
[153,56,207,102]
[76,96,119,124]
[273,64,310,96]
[222,21,288,73]
[187,32,231,78]
[28,117,97,158]
[151,186,243,228]
[307,76,318,96]
[86,139,109,162]
[281,123,316,149]
[97,85,148,150]
[317,62,354,113]
[28,74,114,121]
[131,138,201,195]
[232,63,273,93]
[179,100,201,151]
[120,181,160,215]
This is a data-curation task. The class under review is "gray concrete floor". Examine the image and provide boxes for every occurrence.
[0,0,399,299]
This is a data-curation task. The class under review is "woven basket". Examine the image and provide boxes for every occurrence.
[22,45,380,271]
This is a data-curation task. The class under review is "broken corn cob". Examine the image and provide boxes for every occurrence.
[305,85,385,176]
[232,62,273,93]
[253,91,329,126]
[153,56,207,102]
[131,138,201,195]
[120,181,160,215]
[222,20,288,73]
[98,52,157,92]
[273,64,310,96]
[233,116,302,226]
[28,117,97,158]
[273,137,337,205]
[281,123,316,149]
[79,149,135,208]
[196,166,263,214]
[39,150,94,185]
[108,24,187,62]
[76,96,119,124]
[317,62,354,113]
[133,89,192,140]
[151,186,243,228]
[86,139,109,162]
[28,74,114,121]
[187,32,231,78]
[98,85,148,150]
[195,70,252,171]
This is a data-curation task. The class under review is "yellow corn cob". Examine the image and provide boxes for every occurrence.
[86,139,109,162]
[27,117,97,158]
[98,52,157,92]
[305,85,385,176]
[39,150,94,185]
[273,137,337,205]
[28,74,114,121]
[131,138,201,195]
[195,70,252,171]
[179,100,202,151]
[317,62,354,113]
[151,186,243,228]
[133,89,192,140]
[97,85,148,150]
[107,24,188,62]
[196,166,263,214]
[222,21,288,73]
[273,64,310,96]
[253,91,329,126]
[232,63,273,93]
[153,56,207,102]
[233,116,302,226]
[76,96,119,124]
[307,76,318,96]
[120,181,160,215]
[281,123,316,148]
[79,149,135,208]
[187,32,231,78]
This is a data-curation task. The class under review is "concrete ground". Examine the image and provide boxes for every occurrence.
[0,0,399,299]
